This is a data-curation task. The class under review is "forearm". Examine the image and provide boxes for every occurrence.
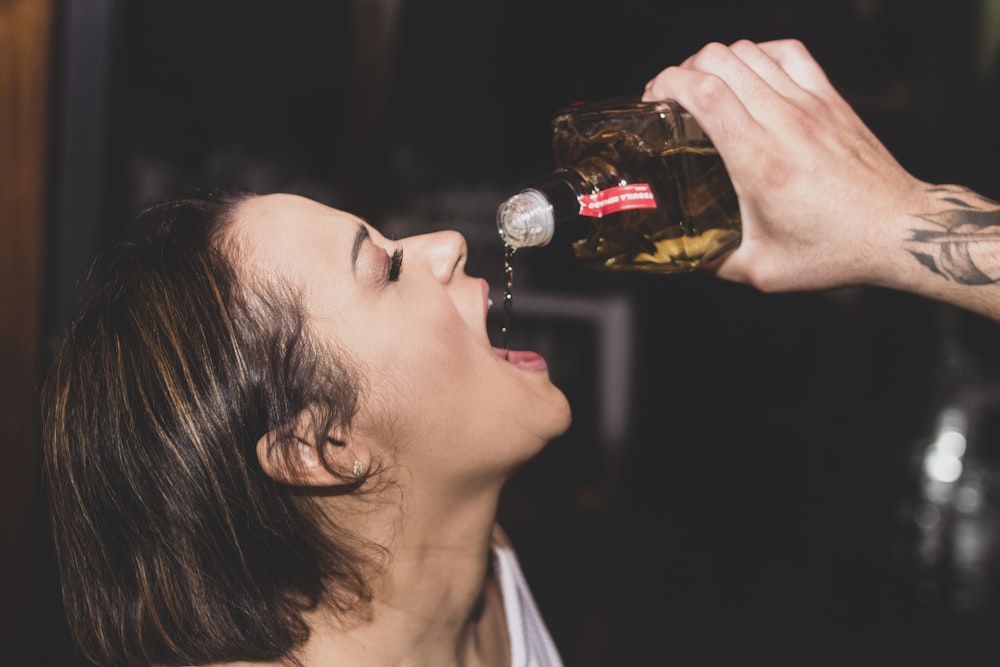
[883,184,1000,321]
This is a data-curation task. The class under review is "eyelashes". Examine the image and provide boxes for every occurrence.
[388,245,404,282]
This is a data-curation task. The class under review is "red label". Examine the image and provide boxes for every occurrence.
[578,183,656,218]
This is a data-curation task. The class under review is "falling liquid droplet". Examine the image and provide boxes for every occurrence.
[502,244,515,361]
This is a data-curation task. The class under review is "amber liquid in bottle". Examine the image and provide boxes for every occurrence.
[551,101,741,272]
[497,99,742,272]
[496,98,741,352]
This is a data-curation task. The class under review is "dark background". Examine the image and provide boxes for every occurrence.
[35,0,1000,665]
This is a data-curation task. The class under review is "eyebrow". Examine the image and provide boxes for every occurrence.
[351,223,370,273]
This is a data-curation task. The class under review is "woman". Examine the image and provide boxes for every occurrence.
[41,189,572,667]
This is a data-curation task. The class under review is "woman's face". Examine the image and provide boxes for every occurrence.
[230,194,571,482]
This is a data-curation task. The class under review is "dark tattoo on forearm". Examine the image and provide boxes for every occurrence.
[908,185,1000,285]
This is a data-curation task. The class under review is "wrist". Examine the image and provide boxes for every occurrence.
[884,183,1000,319]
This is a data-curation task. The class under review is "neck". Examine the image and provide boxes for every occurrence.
[300,478,510,666]
[298,523,508,667]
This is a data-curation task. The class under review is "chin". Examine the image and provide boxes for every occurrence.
[540,389,573,441]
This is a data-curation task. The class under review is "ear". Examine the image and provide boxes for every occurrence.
[255,422,369,487]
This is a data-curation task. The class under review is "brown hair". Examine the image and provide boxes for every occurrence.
[41,189,376,666]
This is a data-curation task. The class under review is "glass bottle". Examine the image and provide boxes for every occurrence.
[496,96,741,273]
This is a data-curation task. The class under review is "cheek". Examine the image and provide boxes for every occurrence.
[371,334,480,398]
[358,357,478,453]
[376,301,479,374]
[366,333,490,417]
[349,296,490,415]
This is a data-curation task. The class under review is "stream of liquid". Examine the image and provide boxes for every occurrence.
[502,244,514,360]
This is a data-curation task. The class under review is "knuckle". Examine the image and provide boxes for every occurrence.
[757,151,795,191]
[689,41,730,70]
[727,38,758,55]
[689,73,729,109]
[781,38,808,57]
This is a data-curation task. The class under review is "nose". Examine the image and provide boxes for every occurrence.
[411,230,467,283]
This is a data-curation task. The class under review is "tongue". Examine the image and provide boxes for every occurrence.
[493,347,548,371]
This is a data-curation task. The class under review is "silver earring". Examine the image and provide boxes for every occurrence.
[352,460,366,476]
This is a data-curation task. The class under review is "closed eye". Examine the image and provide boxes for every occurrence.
[388,245,404,282]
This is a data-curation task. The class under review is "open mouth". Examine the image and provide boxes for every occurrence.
[492,347,548,371]
[484,279,548,371]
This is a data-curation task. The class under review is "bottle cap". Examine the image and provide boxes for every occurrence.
[496,189,555,248]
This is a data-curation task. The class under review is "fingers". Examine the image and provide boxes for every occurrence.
[699,39,810,103]
[643,39,833,122]
[756,39,838,99]
[642,38,854,162]
[641,63,761,164]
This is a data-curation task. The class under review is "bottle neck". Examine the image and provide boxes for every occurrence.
[496,166,615,249]
[528,170,589,224]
